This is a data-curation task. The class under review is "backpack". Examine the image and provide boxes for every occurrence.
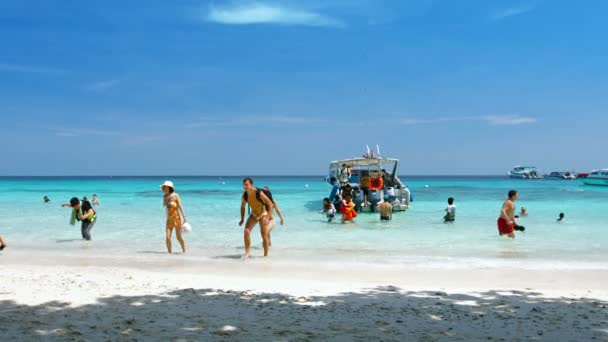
[243,188,273,209]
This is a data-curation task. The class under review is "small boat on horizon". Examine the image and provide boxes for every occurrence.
[582,169,608,186]
[545,171,577,180]
[509,166,542,179]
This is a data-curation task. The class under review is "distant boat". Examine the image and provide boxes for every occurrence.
[545,171,577,180]
[582,170,608,186]
[509,166,542,179]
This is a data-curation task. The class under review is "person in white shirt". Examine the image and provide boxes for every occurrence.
[338,164,351,184]
[444,197,456,222]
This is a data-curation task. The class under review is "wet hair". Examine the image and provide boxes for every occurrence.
[508,190,518,199]
[559,212,565,218]
[243,177,254,185]
[521,207,527,212]
[447,197,454,205]
[69,197,79,207]
[323,197,330,204]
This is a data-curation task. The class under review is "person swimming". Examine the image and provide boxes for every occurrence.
[557,212,565,222]
[43,196,51,203]
[520,207,528,217]
[321,197,336,222]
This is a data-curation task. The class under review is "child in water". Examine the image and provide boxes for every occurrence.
[557,213,565,222]
[340,194,357,223]
[321,198,337,222]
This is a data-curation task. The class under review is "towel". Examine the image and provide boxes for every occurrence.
[70,208,78,225]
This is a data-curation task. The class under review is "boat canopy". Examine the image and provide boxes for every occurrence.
[329,157,399,169]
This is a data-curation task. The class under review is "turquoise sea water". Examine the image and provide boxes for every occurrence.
[1,176,606,269]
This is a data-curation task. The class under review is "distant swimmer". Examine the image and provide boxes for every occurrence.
[321,198,337,222]
[378,195,392,221]
[62,197,97,241]
[520,207,528,217]
[92,194,100,205]
[497,190,518,239]
[557,212,565,222]
[0,235,6,251]
[239,177,274,258]
[340,193,357,223]
[444,197,456,223]
[161,181,187,254]
[262,187,284,247]
[43,196,51,203]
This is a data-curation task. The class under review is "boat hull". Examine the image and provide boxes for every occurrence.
[583,178,608,186]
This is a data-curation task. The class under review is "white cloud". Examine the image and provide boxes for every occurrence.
[53,128,123,137]
[186,115,327,128]
[400,115,537,126]
[0,63,67,74]
[86,79,121,91]
[490,4,535,21]
[481,115,537,125]
[206,2,344,27]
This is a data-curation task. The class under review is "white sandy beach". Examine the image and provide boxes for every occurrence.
[1,250,607,341]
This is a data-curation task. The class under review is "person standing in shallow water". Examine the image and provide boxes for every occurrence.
[62,197,97,241]
[239,177,274,259]
[497,190,518,239]
[161,181,187,254]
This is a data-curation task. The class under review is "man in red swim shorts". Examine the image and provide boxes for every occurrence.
[497,190,518,239]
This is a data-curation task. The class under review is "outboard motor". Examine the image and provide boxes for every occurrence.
[367,189,382,212]
[384,187,396,202]
[353,188,364,212]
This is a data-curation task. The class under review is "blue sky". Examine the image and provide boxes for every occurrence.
[1,0,607,175]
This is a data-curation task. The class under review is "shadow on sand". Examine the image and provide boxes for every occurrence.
[0,287,606,341]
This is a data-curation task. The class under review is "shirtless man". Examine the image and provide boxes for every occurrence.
[239,177,274,258]
[378,195,393,221]
[497,190,518,239]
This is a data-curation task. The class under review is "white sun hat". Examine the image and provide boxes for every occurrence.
[160,180,175,191]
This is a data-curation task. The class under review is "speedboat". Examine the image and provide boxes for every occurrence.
[582,169,608,186]
[545,171,577,180]
[325,148,412,213]
[509,166,542,179]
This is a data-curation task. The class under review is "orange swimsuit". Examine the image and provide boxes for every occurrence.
[166,197,181,230]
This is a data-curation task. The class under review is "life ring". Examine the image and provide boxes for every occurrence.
[369,177,384,190]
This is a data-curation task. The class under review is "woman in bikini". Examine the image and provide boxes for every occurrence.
[161,181,187,254]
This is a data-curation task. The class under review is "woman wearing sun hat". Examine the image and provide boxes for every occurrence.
[161,180,187,254]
